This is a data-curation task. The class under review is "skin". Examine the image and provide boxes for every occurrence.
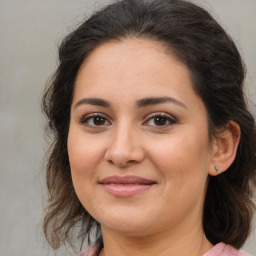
[68,38,240,256]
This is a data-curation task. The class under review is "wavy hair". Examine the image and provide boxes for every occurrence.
[42,0,256,251]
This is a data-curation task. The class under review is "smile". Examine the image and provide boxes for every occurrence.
[99,175,157,198]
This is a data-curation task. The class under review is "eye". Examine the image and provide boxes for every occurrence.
[144,112,177,128]
[80,113,111,128]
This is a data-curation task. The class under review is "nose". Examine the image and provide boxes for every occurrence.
[104,122,145,168]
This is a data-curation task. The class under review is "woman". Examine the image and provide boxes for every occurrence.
[42,0,256,255]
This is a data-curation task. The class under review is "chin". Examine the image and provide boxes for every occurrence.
[103,222,154,236]
[96,208,160,235]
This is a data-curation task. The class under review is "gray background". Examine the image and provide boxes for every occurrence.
[0,0,255,255]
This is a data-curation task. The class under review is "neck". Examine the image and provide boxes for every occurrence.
[99,221,213,256]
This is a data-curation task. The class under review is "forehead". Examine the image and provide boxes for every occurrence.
[74,38,193,98]
[72,38,208,129]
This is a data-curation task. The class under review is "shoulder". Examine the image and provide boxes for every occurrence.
[77,244,100,256]
[204,243,254,256]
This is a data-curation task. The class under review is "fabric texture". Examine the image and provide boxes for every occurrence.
[77,243,100,256]
[203,243,252,256]
[78,242,253,256]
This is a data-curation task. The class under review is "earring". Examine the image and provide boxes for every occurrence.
[215,166,221,175]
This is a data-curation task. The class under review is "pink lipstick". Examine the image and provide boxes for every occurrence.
[99,176,156,197]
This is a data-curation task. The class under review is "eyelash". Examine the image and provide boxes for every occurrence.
[79,112,177,129]
[144,112,177,128]
[79,113,111,128]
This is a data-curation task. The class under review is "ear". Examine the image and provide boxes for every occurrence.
[208,121,241,176]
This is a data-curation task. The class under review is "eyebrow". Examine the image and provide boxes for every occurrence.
[74,96,187,109]
[136,96,187,109]
[74,98,111,108]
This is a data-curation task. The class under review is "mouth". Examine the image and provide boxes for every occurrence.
[99,175,157,198]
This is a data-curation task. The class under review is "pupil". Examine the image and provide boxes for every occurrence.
[154,116,166,126]
[94,117,105,125]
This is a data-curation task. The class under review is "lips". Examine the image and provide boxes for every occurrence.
[99,176,156,197]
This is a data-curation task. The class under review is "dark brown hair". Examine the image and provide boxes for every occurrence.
[42,0,256,251]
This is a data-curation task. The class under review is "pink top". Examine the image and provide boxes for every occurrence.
[78,242,253,256]
[203,243,252,256]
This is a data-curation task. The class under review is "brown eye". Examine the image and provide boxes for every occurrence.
[80,113,111,128]
[92,116,106,126]
[154,116,168,126]
[144,113,177,129]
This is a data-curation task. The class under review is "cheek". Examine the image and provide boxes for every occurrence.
[151,131,210,210]
[67,129,105,203]
[148,128,211,181]
[68,129,105,175]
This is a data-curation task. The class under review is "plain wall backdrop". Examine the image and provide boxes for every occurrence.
[0,0,255,255]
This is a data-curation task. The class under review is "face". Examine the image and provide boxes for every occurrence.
[68,38,215,237]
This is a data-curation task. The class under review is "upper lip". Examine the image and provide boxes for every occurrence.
[99,175,156,185]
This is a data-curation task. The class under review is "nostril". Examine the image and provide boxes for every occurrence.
[104,140,145,167]
[106,159,134,168]
[127,160,137,164]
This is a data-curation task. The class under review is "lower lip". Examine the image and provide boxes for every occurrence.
[100,184,155,197]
